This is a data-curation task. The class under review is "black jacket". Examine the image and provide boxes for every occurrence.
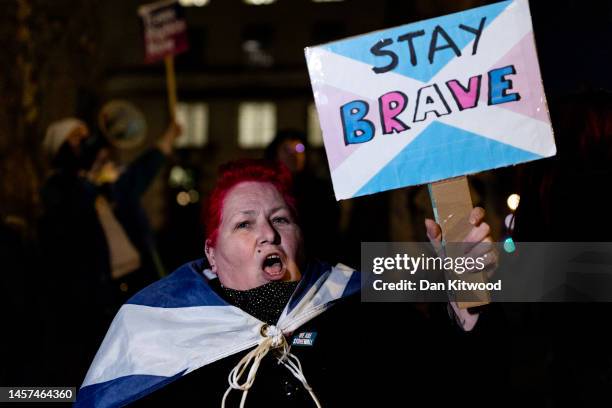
[133,295,508,407]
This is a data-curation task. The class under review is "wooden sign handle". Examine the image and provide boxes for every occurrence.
[164,55,177,120]
[428,176,490,309]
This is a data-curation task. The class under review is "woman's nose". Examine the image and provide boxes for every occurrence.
[258,220,278,245]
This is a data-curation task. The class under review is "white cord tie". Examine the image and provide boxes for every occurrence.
[221,324,322,408]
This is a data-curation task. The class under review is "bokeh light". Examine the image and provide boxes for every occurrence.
[507,193,520,211]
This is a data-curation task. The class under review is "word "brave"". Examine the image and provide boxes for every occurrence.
[340,65,520,145]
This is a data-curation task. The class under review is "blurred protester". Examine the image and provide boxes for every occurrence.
[514,91,612,241]
[0,148,43,385]
[512,91,612,406]
[38,117,180,385]
[264,129,341,263]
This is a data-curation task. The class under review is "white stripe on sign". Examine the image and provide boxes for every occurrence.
[434,0,533,83]
[439,105,555,157]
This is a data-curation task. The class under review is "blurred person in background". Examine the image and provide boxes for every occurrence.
[38,117,180,385]
[512,90,612,406]
[264,129,341,264]
[514,91,612,241]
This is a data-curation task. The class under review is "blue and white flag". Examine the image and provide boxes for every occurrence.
[75,259,360,407]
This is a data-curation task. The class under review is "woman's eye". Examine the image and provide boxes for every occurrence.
[272,217,290,225]
[236,221,250,229]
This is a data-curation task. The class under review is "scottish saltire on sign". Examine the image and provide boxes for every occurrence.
[305,0,556,200]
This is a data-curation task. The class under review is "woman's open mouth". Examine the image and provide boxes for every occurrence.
[262,253,284,279]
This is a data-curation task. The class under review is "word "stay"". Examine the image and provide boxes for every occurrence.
[370,17,486,74]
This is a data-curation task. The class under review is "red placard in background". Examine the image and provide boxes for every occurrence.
[139,0,189,64]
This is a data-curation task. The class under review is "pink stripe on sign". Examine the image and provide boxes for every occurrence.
[312,83,377,171]
[483,31,550,123]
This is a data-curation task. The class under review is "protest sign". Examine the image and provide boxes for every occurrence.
[138,0,189,118]
[138,0,189,64]
[305,0,556,201]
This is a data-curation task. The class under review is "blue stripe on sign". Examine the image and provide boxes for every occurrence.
[355,121,541,197]
[320,0,511,83]
[127,259,229,308]
[75,372,184,408]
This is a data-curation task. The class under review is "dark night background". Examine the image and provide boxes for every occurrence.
[0,0,611,406]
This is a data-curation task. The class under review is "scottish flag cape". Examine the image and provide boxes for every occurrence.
[75,258,360,407]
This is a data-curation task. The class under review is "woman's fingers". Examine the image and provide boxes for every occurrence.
[426,207,497,278]
[424,218,443,255]
[465,220,491,242]
[464,238,498,278]
[463,207,498,277]
[464,236,494,258]
[469,207,486,226]
[425,218,442,243]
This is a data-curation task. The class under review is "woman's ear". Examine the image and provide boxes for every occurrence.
[204,239,216,272]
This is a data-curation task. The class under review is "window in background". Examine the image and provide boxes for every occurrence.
[179,0,210,6]
[175,102,208,148]
[238,102,276,148]
[242,24,274,68]
[307,103,324,147]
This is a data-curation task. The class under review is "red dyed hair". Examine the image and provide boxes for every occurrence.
[205,159,297,246]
